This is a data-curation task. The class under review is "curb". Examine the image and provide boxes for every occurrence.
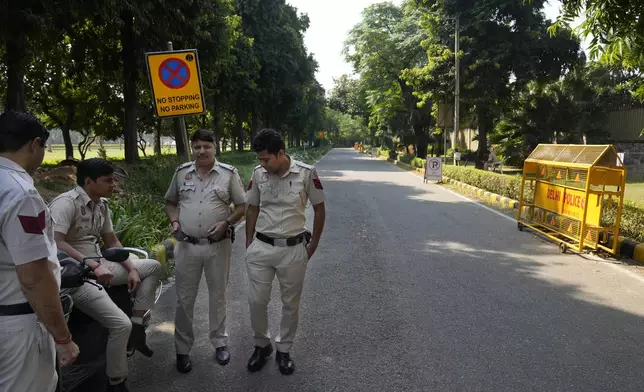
[370,151,644,263]
[443,178,520,210]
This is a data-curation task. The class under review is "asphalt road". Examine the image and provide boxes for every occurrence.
[128,148,644,392]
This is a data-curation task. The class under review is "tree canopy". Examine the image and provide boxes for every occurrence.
[1,0,330,162]
[330,0,642,164]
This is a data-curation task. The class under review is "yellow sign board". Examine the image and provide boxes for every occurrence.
[145,49,206,118]
[534,182,600,226]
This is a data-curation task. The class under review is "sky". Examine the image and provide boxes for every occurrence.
[285,0,585,93]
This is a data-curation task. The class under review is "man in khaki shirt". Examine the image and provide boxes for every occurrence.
[0,110,79,392]
[164,129,246,373]
[245,128,326,375]
[49,158,163,391]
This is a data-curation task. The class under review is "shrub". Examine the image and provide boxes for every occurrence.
[410,157,426,169]
[443,165,523,200]
[109,194,170,252]
[398,154,414,164]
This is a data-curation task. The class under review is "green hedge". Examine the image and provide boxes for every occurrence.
[440,165,644,244]
[443,165,523,201]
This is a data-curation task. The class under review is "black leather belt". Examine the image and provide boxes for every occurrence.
[174,226,235,245]
[256,232,310,247]
[0,302,34,316]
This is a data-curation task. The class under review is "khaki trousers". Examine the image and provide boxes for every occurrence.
[245,239,309,353]
[62,283,132,379]
[0,314,57,392]
[174,240,232,354]
[103,258,163,312]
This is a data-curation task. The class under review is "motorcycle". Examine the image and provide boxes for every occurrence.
[56,247,163,392]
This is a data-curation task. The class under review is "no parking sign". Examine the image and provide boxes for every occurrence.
[424,157,442,183]
[145,49,206,118]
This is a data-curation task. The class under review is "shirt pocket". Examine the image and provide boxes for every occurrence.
[258,182,272,196]
[211,186,231,205]
[179,185,197,201]
[285,180,306,205]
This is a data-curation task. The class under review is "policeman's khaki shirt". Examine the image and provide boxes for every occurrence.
[165,160,246,238]
[246,157,325,239]
[0,158,60,305]
[49,186,113,258]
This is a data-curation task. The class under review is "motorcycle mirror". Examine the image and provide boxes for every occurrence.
[102,248,130,263]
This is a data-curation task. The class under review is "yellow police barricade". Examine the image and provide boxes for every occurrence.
[517,144,626,254]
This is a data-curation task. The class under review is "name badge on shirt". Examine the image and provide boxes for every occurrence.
[184,181,195,186]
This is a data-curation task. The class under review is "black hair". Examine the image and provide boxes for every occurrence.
[191,129,215,144]
[76,158,115,187]
[0,110,49,153]
[252,128,285,156]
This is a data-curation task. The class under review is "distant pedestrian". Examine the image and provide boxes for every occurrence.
[244,128,326,375]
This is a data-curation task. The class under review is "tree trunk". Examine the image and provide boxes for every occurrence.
[154,124,162,156]
[414,124,428,159]
[121,10,139,163]
[4,0,26,111]
[212,104,223,156]
[475,104,492,169]
[235,103,244,152]
[251,111,260,144]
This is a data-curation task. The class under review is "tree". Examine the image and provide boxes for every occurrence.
[344,2,430,157]
[404,0,580,166]
[550,0,644,100]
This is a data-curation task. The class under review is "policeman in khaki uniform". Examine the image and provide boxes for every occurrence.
[50,158,163,391]
[164,129,247,373]
[245,128,326,375]
[0,111,79,392]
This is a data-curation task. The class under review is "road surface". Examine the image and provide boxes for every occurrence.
[128,148,644,392]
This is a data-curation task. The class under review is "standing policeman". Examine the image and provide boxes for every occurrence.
[245,128,326,375]
[0,111,79,391]
[164,129,246,373]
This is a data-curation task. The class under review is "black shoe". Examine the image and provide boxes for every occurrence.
[215,346,230,365]
[247,344,273,372]
[276,351,295,375]
[129,322,154,357]
[176,354,193,373]
[107,379,130,392]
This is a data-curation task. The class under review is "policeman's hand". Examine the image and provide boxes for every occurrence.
[306,242,318,260]
[209,221,229,241]
[93,265,114,285]
[171,221,181,232]
[128,269,141,293]
[56,340,80,367]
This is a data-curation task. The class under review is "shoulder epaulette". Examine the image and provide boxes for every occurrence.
[294,161,313,170]
[218,162,235,172]
[175,162,193,172]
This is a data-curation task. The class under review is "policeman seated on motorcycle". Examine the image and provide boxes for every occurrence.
[49,158,163,392]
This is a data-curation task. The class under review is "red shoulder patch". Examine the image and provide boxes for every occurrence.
[18,211,46,235]
[313,178,323,190]
[247,180,253,191]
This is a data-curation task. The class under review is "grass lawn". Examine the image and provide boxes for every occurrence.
[625,182,644,205]
[43,145,163,165]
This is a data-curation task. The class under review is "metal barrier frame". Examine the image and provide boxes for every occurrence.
[517,144,626,255]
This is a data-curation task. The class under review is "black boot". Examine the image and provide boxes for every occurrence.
[129,322,153,357]
[276,351,295,375]
[176,354,193,373]
[247,344,273,372]
[107,379,130,392]
[215,346,230,365]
